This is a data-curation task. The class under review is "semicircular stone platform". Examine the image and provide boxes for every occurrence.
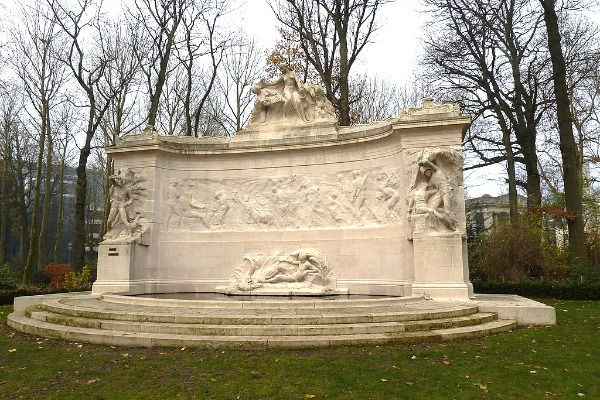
[8,293,520,348]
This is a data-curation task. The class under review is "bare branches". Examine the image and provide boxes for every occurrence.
[270,0,390,125]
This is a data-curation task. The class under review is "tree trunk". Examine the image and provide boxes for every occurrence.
[74,121,94,271]
[519,129,542,210]
[502,128,518,219]
[540,0,588,268]
[37,116,53,271]
[23,110,46,284]
[0,146,7,266]
[52,154,66,263]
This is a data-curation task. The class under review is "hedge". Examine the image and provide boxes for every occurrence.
[473,280,600,300]
[0,288,69,306]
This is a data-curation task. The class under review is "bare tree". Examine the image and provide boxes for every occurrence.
[349,75,402,124]
[129,0,188,129]
[265,27,320,84]
[0,85,23,266]
[540,0,589,267]
[216,34,264,134]
[48,0,131,270]
[270,0,391,126]
[179,0,229,137]
[10,3,67,282]
[421,0,552,216]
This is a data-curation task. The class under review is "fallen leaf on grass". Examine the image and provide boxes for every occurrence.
[181,347,186,351]
[0,381,7,385]
[410,355,417,360]
[577,393,585,397]
[478,384,488,392]
[305,395,316,399]
[381,379,388,382]
[405,381,414,386]
[529,371,537,374]
[87,379,99,385]
[8,349,16,353]
[443,360,452,365]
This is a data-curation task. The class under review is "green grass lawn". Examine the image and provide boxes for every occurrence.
[0,299,598,399]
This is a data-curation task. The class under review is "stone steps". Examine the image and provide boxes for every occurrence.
[7,293,518,348]
[27,309,499,336]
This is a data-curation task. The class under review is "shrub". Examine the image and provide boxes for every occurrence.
[0,265,17,290]
[63,266,92,292]
[0,286,68,306]
[44,263,74,289]
[469,214,568,281]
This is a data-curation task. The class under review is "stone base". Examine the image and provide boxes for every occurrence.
[411,282,472,300]
[412,232,471,300]
[472,294,556,326]
[92,243,135,294]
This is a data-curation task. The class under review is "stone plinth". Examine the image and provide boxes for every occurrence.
[411,233,473,300]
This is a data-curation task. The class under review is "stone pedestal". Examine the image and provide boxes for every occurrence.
[93,243,137,294]
[411,232,473,299]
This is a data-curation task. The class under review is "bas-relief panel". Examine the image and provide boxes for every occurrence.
[103,167,150,243]
[404,146,464,238]
[163,166,403,232]
[220,248,334,294]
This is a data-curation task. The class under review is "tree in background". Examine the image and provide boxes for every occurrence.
[216,34,265,134]
[48,0,133,270]
[10,3,67,283]
[539,0,589,268]
[129,0,187,130]
[421,0,552,216]
[270,0,391,126]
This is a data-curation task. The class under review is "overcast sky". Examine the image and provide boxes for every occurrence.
[235,0,425,85]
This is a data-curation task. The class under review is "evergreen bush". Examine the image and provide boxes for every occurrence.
[0,266,17,290]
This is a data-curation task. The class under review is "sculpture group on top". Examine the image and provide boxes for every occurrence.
[220,248,334,294]
[163,166,403,232]
[406,147,462,237]
[248,63,337,126]
[104,167,149,242]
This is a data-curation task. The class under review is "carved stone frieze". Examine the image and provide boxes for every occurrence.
[221,248,334,294]
[163,166,403,232]
[103,167,149,243]
[405,147,463,238]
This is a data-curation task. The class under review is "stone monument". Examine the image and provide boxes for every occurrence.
[93,67,473,300]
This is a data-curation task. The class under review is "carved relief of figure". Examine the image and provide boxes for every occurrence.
[351,170,380,222]
[104,167,147,241]
[165,182,184,229]
[179,184,211,228]
[270,179,301,229]
[248,63,336,126]
[223,249,334,293]
[106,168,134,236]
[407,157,459,235]
[301,184,331,227]
[238,194,274,229]
[210,190,229,229]
[263,251,320,284]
